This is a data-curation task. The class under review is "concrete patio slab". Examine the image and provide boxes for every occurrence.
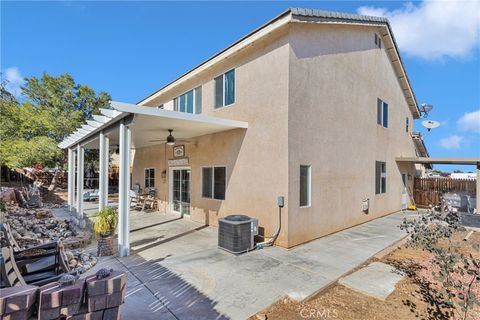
[339,262,404,300]
[74,209,418,319]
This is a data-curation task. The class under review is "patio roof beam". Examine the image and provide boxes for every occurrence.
[396,157,480,165]
[87,120,103,128]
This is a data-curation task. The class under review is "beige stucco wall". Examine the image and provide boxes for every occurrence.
[133,26,291,246]
[287,23,417,247]
[132,21,420,248]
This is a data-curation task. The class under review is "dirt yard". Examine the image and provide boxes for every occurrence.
[252,230,480,320]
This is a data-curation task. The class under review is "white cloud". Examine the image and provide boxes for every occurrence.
[357,0,480,60]
[3,67,25,97]
[458,109,480,133]
[439,135,464,149]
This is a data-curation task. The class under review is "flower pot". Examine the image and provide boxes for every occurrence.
[97,236,116,257]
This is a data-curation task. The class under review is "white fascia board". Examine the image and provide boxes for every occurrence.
[138,13,291,105]
[100,108,122,118]
[111,101,248,129]
[379,27,419,118]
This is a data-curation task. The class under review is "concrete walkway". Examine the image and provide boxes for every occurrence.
[78,210,418,320]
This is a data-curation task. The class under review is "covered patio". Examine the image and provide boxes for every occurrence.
[58,102,248,256]
[396,157,480,213]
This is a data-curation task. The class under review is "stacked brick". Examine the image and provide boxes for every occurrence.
[0,285,37,320]
[0,272,126,320]
[78,271,126,320]
[96,238,116,257]
[38,279,84,319]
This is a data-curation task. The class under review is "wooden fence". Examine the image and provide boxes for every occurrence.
[413,177,476,207]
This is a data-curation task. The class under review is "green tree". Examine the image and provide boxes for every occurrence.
[0,73,111,170]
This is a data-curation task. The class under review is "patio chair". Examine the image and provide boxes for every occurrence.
[0,246,67,288]
[130,190,144,211]
[143,195,158,211]
[0,223,69,275]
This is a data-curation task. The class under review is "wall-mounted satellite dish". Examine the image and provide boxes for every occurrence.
[422,120,440,132]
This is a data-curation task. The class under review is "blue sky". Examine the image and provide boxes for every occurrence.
[2,1,479,172]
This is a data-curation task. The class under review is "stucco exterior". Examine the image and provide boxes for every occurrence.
[287,22,416,247]
[131,17,419,248]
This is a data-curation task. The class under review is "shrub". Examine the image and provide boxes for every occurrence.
[93,207,118,237]
[400,209,480,320]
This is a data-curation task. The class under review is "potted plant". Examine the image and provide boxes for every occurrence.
[93,207,118,256]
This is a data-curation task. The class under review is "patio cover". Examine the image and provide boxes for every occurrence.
[59,101,248,149]
[396,157,480,214]
[58,101,248,257]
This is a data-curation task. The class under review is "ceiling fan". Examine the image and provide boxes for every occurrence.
[148,129,195,145]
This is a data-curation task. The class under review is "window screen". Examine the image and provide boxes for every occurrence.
[214,75,223,108]
[202,167,212,198]
[224,69,235,106]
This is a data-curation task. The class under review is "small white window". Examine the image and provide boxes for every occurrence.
[375,161,386,194]
[300,165,311,207]
[145,168,155,189]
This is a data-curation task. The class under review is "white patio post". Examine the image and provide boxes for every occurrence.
[76,144,84,218]
[118,121,131,257]
[67,148,75,211]
[99,131,109,211]
[477,162,479,214]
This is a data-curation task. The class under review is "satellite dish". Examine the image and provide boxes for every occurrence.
[422,120,440,131]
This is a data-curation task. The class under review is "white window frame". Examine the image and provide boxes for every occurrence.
[144,167,155,189]
[174,86,202,114]
[377,98,388,128]
[214,68,235,109]
[375,161,387,195]
[201,165,227,201]
[299,165,311,208]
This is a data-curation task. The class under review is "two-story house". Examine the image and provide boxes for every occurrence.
[60,8,422,255]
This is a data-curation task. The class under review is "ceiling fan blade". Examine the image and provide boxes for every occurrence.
[148,139,167,142]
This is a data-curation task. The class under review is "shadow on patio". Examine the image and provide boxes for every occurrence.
[121,255,228,320]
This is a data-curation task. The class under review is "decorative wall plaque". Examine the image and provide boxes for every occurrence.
[173,145,185,158]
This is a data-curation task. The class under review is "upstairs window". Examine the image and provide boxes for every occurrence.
[375,161,386,194]
[406,117,409,132]
[374,33,382,48]
[202,166,226,200]
[377,98,388,128]
[145,168,155,189]
[214,69,235,108]
[174,86,202,114]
